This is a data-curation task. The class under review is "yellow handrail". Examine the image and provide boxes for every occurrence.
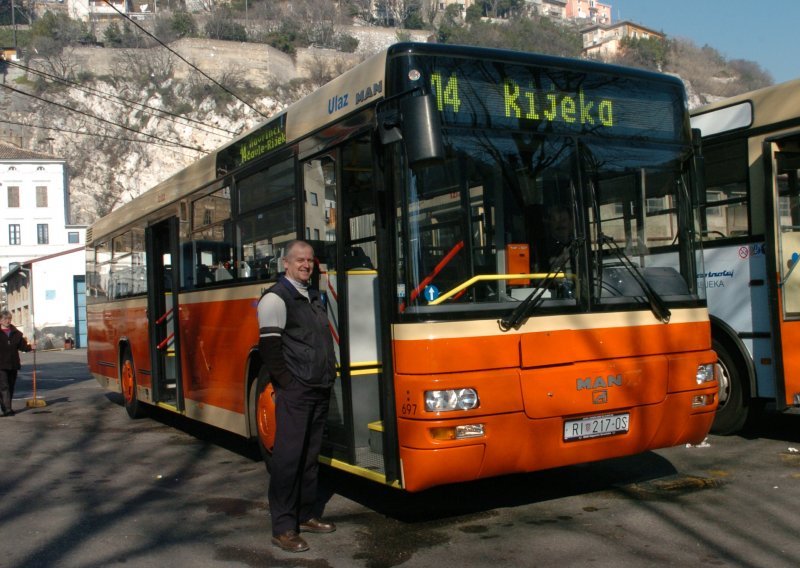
[428,273,572,305]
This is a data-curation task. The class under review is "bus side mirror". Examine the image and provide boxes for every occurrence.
[378,93,445,169]
[400,94,445,169]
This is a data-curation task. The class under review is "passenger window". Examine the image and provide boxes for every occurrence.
[237,158,297,281]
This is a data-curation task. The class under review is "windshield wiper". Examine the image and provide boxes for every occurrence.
[499,238,582,331]
[598,234,671,323]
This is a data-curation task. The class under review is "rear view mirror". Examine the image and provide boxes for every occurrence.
[400,94,445,169]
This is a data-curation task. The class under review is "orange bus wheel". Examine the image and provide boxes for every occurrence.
[255,374,276,472]
[121,350,145,419]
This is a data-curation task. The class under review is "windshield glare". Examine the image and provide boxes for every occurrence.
[397,131,700,317]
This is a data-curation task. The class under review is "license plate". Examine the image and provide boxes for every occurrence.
[564,413,630,441]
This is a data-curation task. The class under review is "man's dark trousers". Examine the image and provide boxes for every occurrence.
[269,379,331,536]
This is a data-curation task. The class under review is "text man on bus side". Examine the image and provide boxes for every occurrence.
[256,240,337,553]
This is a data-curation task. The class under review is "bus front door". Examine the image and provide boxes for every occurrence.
[303,134,392,482]
[146,217,184,410]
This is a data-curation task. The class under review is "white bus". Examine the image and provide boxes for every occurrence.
[691,78,800,433]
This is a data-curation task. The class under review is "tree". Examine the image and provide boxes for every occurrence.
[443,16,582,58]
[204,6,248,41]
[616,36,669,71]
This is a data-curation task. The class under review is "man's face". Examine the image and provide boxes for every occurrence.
[0,315,11,327]
[283,244,315,283]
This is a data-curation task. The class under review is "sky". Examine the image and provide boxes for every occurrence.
[609,0,796,84]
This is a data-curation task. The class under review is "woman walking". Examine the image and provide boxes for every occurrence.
[0,310,34,417]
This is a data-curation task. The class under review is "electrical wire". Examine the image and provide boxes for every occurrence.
[0,118,201,158]
[1,82,208,153]
[5,59,238,137]
[101,0,269,119]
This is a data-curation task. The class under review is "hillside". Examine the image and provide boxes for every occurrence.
[0,13,772,226]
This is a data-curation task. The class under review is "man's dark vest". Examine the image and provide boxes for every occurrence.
[266,277,336,388]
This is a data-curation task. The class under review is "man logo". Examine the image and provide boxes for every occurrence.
[593,390,608,404]
[576,374,623,390]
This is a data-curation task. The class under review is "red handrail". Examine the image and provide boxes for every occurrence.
[157,332,174,351]
[155,307,174,326]
[400,240,465,312]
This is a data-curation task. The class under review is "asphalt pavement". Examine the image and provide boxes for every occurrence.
[3,349,800,568]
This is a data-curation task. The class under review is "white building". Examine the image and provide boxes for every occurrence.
[0,142,87,348]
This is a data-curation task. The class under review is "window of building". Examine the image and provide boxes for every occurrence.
[309,191,319,206]
[7,186,19,208]
[36,186,48,207]
[68,231,80,244]
[7,166,16,171]
[37,223,49,244]
[9,224,20,245]
[36,166,45,171]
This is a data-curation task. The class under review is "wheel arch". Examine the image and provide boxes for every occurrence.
[244,347,262,439]
[710,315,757,402]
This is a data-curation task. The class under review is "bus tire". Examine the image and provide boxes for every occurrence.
[255,371,276,472]
[121,349,145,419]
[711,338,747,435]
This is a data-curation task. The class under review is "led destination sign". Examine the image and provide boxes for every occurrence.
[217,113,287,171]
[424,58,684,140]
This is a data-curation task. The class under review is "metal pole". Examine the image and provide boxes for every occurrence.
[11,0,17,52]
[22,266,45,408]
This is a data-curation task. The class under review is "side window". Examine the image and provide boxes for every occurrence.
[94,240,112,300]
[701,138,749,240]
[131,227,147,295]
[191,187,233,287]
[237,158,297,281]
[110,232,132,299]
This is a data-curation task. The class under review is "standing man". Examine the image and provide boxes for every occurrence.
[257,240,337,553]
[0,309,34,417]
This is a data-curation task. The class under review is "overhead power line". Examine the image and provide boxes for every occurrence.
[6,59,238,138]
[0,118,200,158]
[101,0,269,119]
[1,82,208,153]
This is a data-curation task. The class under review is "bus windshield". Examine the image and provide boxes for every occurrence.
[397,131,702,317]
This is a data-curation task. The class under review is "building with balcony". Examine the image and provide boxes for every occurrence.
[566,0,611,24]
[581,20,665,59]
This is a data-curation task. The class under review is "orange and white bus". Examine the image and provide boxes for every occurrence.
[691,78,800,434]
[87,43,717,492]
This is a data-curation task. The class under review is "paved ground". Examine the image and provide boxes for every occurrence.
[3,349,800,567]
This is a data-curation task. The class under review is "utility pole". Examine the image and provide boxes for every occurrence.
[11,0,17,52]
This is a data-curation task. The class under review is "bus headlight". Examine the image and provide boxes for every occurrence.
[425,388,480,411]
[696,363,716,384]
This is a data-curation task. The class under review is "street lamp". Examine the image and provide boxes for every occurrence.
[16,266,45,408]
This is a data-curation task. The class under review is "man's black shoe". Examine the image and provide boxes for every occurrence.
[299,518,336,533]
[2,410,14,417]
[271,530,309,552]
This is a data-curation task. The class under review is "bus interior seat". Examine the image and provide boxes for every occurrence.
[345,246,374,269]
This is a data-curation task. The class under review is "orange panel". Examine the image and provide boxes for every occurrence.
[393,334,520,374]
[778,287,800,406]
[506,243,530,286]
[519,356,667,419]
[520,320,712,367]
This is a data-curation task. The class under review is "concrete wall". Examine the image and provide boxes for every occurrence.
[70,29,431,88]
